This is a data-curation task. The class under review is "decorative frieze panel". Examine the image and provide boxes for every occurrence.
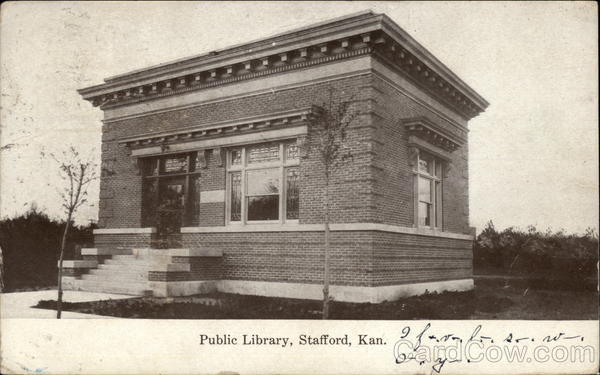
[212,147,224,167]
[443,161,453,178]
[196,150,208,169]
[408,146,420,167]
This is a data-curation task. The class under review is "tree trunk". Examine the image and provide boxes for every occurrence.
[0,245,4,292]
[323,171,331,319]
[57,213,72,319]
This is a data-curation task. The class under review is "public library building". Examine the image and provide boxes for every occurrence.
[62,11,489,302]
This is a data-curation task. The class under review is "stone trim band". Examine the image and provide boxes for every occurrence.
[217,278,474,303]
[93,228,157,234]
[93,224,473,240]
[179,223,474,240]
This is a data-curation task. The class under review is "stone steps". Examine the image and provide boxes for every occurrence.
[81,247,133,256]
[111,254,172,262]
[68,278,151,296]
[103,259,166,266]
[98,263,154,271]
[83,272,148,282]
[88,268,149,279]
[63,246,223,297]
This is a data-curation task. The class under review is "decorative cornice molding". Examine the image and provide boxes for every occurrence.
[78,12,489,121]
[118,106,320,149]
[403,116,464,153]
[92,47,372,111]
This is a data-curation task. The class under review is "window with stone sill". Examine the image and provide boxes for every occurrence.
[414,150,443,229]
[227,140,299,224]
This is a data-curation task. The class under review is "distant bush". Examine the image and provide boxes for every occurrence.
[0,208,95,292]
[474,221,598,286]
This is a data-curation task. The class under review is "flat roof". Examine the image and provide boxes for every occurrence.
[79,10,489,113]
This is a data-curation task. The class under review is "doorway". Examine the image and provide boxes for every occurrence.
[157,177,186,239]
[140,152,202,245]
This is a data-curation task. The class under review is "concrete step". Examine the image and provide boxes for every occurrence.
[68,279,150,296]
[82,273,148,282]
[81,248,133,256]
[111,254,172,262]
[103,258,165,266]
[98,263,154,271]
[88,268,149,279]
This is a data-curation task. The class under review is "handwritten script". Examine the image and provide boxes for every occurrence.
[393,323,586,374]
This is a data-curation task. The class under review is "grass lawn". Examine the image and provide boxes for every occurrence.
[35,277,598,320]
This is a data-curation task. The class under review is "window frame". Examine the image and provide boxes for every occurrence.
[413,150,443,230]
[226,140,300,225]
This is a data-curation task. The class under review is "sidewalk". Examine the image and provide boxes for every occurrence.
[0,289,133,318]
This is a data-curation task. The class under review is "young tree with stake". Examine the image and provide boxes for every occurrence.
[307,87,358,319]
[48,146,97,318]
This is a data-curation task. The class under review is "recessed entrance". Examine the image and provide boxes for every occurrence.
[157,177,186,238]
[141,152,201,243]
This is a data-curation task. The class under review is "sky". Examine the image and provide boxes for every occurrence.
[0,1,598,233]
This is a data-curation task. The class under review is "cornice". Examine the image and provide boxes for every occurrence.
[118,106,320,149]
[403,116,465,153]
[79,12,489,121]
[94,47,372,110]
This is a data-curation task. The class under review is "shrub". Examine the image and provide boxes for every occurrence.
[0,208,95,291]
[474,221,598,287]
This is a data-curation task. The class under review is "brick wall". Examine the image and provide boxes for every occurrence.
[370,74,471,233]
[372,231,473,286]
[93,233,155,250]
[181,231,374,286]
[98,136,143,228]
[97,74,379,228]
[148,257,223,282]
[182,230,472,287]
[97,69,471,232]
[198,151,226,226]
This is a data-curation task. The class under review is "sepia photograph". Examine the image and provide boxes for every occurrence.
[0,1,598,374]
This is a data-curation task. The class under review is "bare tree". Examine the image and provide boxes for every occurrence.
[307,88,358,319]
[48,147,97,318]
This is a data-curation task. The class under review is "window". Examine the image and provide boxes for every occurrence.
[227,140,299,224]
[414,150,443,229]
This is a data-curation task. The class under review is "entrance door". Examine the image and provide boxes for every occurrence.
[156,177,186,239]
[141,152,201,246]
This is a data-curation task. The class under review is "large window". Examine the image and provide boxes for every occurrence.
[414,150,443,229]
[228,140,299,224]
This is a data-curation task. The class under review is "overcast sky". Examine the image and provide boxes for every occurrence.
[1,1,597,233]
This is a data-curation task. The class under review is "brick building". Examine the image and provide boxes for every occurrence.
[62,11,488,302]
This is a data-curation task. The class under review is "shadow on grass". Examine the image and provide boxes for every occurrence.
[34,278,597,320]
[34,287,509,320]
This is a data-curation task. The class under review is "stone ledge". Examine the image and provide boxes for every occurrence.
[81,248,133,256]
[181,223,474,240]
[93,228,156,234]
[148,263,191,272]
[168,248,223,257]
[59,260,98,268]
[131,248,223,257]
